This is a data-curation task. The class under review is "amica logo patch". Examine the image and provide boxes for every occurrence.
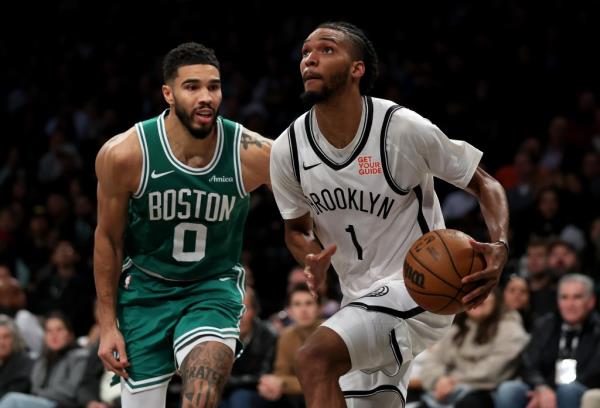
[209,175,234,183]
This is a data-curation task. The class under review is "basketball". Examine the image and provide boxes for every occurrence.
[403,229,486,315]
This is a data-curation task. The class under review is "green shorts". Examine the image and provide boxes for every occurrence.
[116,264,245,393]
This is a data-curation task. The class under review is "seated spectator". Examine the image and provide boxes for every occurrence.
[30,240,95,337]
[522,240,558,321]
[268,266,308,333]
[496,274,600,408]
[0,311,88,408]
[503,275,532,331]
[0,315,34,398]
[419,289,529,408]
[221,287,278,408]
[547,240,580,279]
[0,272,44,356]
[259,284,322,408]
[77,302,119,408]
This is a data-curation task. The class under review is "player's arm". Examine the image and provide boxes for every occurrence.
[461,167,509,307]
[240,128,272,192]
[270,132,335,297]
[94,129,141,377]
[283,215,336,298]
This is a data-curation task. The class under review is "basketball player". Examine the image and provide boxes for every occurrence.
[270,22,509,407]
[94,42,271,408]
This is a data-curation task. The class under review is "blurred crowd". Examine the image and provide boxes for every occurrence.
[1,2,600,407]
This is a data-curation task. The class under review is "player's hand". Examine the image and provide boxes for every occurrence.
[304,244,337,299]
[461,240,508,309]
[98,325,130,378]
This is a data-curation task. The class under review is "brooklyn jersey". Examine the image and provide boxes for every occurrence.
[270,96,482,300]
[124,111,250,281]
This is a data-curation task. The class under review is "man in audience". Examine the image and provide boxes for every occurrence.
[221,287,278,408]
[259,284,321,408]
[496,274,600,408]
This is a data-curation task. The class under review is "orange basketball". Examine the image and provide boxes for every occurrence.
[403,229,486,315]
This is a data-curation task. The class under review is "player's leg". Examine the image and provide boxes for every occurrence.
[296,326,352,408]
[315,281,453,408]
[179,340,235,408]
[117,267,176,407]
[121,382,169,408]
[174,268,245,408]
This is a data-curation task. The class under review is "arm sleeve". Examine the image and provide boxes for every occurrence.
[270,131,310,220]
[386,109,482,189]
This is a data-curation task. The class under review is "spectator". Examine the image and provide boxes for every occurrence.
[0,315,34,398]
[496,274,600,408]
[31,241,94,336]
[419,289,529,408]
[0,272,44,356]
[503,275,532,331]
[0,312,88,408]
[221,287,278,408]
[258,284,321,408]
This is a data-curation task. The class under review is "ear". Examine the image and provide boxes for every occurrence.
[351,61,365,80]
[162,84,174,105]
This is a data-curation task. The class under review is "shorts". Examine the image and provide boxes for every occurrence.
[116,264,245,393]
[322,280,453,407]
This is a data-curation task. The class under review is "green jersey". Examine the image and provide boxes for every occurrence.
[123,111,250,281]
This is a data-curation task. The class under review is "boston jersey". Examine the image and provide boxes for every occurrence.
[270,96,482,300]
[124,111,250,281]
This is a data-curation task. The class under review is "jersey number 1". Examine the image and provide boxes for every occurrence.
[345,225,363,260]
[172,222,207,262]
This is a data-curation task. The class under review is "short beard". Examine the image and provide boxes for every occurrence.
[174,103,216,140]
[299,66,350,106]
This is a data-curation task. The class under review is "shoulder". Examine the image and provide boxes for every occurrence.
[63,347,89,365]
[388,107,437,136]
[532,312,559,334]
[95,126,142,191]
[96,126,140,169]
[240,127,272,155]
[279,324,300,341]
[499,311,530,336]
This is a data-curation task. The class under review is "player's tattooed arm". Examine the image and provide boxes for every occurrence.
[240,128,272,191]
[241,128,272,150]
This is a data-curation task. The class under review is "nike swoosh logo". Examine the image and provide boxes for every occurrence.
[219,277,232,282]
[302,162,321,170]
[150,170,175,179]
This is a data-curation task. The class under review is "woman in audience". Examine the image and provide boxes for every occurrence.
[419,289,529,408]
[503,275,532,331]
[0,311,88,408]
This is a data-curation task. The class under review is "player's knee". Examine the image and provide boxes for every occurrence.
[295,342,341,381]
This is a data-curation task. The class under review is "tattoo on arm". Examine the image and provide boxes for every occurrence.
[241,131,264,150]
[181,342,234,407]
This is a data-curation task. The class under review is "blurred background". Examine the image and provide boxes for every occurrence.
[0,0,599,348]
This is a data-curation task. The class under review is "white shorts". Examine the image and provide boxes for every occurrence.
[322,280,453,407]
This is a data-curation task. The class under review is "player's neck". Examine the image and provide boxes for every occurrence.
[314,91,363,148]
[164,111,218,168]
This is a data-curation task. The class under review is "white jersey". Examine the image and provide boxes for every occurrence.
[270,96,482,301]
